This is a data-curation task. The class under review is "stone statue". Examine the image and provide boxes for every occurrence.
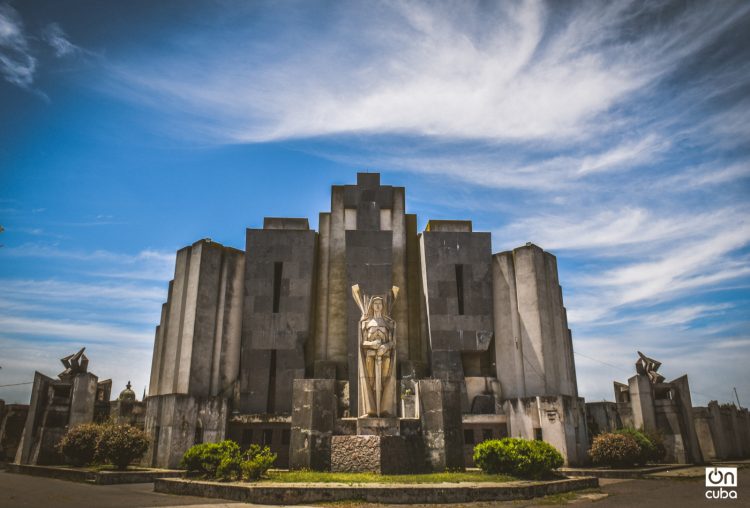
[352,284,399,417]
[58,347,89,380]
[636,351,665,384]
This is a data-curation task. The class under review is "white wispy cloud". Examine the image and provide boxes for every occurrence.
[0,315,152,344]
[0,3,36,87]
[41,23,79,57]
[108,1,749,147]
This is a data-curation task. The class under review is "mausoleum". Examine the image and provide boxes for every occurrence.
[144,173,589,470]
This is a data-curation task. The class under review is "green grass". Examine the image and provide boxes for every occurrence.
[263,470,516,484]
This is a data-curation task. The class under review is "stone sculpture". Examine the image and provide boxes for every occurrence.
[636,351,665,384]
[58,347,89,380]
[352,284,399,417]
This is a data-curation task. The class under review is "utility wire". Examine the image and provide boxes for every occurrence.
[0,382,33,388]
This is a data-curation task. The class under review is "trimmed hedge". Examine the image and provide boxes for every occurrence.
[181,440,276,482]
[473,438,563,479]
[589,432,640,467]
[56,422,149,469]
[97,423,150,470]
[57,423,102,466]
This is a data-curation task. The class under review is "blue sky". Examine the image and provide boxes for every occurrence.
[1,1,748,408]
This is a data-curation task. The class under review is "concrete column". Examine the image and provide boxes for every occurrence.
[326,187,348,375]
[418,379,465,471]
[391,187,409,361]
[544,253,574,397]
[671,375,703,464]
[69,373,98,426]
[148,300,168,396]
[492,252,525,399]
[405,214,425,365]
[512,246,548,395]
[628,375,656,432]
[314,213,331,362]
[161,247,191,395]
[290,379,337,471]
[175,242,203,393]
[218,250,244,397]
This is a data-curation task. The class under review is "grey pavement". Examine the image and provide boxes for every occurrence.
[1,468,748,508]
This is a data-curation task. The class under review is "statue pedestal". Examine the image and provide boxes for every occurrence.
[356,417,399,436]
[330,435,426,474]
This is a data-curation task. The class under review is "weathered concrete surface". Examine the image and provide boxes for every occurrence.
[0,403,28,461]
[418,379,464,471]
[493,245,577,399]
[289,379,336,471]
[150,240,245,398]
[155,476,599,505]
[144,394,229,469]
[504,395,588,466]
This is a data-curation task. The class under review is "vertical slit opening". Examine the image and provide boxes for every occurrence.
[273,262,283,313]
[267,350,277,413]
[455,264,465,315]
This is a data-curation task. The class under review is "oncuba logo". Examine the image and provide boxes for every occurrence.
[705,467,738,500]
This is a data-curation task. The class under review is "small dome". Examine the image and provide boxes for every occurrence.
[118,381,136,402]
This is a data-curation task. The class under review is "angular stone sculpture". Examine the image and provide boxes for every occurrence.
[352,284,399,417]
[58,347,89,380]
[635,351,665,384]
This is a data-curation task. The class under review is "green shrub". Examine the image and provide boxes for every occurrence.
[216,455,242,481]
[181,440,241,478]
[97,423,149,470]
[644,429,666,462]
[241,444,277,481]
[614,428,656,465]
[589,433,640,468]
[473,438,563,479]
[57,423,102,466]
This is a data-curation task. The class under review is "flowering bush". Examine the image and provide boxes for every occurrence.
[589,432,641,467]
[473,438,563,479]
[57,423,102,466]
[614,428,658,465]
[97,423,149,470]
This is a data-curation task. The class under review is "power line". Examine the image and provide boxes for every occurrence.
[0,382,33,388]
[573,350,630,373]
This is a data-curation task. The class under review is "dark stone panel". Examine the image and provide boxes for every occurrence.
[421,231,493,383]
[290,379,336,471]
[240,350,272,413]
[273,348,306,414]
[345,230,393,417]
[418,379,465,471]
[430,351,465,383]
[357,200,380,231]
[240,228,316,415]
[331,435,427,473]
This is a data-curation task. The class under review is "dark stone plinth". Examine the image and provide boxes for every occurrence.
[290,379,336,471]
[330,435,426,474]
[419,379,465,471]
[357,417,399,436]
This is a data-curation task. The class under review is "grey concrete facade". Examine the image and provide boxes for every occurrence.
[144,172,589,469]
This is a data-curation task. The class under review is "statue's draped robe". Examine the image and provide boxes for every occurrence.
[352,285,399,417]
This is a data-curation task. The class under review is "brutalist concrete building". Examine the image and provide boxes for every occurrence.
[145,173,589,469]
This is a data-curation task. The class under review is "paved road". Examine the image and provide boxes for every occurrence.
[0,468,747,508]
